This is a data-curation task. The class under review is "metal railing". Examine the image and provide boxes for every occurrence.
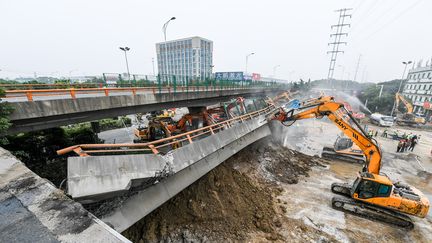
[0,83,101,90]
[4,85,280,102]
[57,104,277,157]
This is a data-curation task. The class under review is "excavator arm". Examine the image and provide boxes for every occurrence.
[395,92,413,114]
[272,97,382,174]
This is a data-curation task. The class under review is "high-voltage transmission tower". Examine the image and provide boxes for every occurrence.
[327,8,352,84]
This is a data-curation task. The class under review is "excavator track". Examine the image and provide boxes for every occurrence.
[331,196,414,229]
[321,147,365,164]
[331,182,351,197]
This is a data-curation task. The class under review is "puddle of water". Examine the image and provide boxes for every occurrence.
[328,161,362,179]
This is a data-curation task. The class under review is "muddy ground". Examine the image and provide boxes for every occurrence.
[123,140,339,242]
[123,119,432,242]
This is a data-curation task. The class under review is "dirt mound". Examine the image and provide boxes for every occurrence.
[123,159,280,242]
[258,145,326,184]
[122,140,324,242]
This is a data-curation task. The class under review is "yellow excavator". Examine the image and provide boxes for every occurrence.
[321,136,365,163]
[286,96,365,163]
[395,92,426,126]
[271,96,429,228]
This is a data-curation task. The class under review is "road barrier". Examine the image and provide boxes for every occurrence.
[4,85,281,101]
[57,104,277,156]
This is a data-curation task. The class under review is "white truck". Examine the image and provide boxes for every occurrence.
[370,113,394,127]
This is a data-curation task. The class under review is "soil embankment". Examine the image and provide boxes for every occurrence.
[122,140,330,242]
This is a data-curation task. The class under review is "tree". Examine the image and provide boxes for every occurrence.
[356,79,404,115]
[0,88,14,144]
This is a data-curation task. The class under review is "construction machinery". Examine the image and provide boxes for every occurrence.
[175,108,216,132]
[221,97,247,118]
[321,136,365,163]
[395,92,426,126]
[133,117,177,143]
[270,96,429,229]
[134,107,221,143]
[267,90,300,106]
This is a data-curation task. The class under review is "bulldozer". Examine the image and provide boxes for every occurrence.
[270,96,429,229]
[394,92,426,126]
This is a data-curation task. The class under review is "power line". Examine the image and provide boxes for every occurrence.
[350,0,403,37]
[351,0,366,16]
[327,8,352,83]
[350,0,424,47]
[350,0,380,29]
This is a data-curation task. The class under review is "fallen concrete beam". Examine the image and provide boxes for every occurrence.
[68,112,271,203]
[0,148,130,242]
[98,118,271,232]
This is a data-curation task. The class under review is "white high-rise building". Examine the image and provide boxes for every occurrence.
[156,36,213,79]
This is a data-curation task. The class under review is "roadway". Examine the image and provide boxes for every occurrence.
[6,87,283,134]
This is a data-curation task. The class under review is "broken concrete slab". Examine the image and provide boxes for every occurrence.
[0,147,130,243]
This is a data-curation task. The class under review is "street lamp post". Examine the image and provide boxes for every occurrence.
[209,65,215,88]
[68,69,78,84]
[119,47,131,81]
[162,17,176,42]
[245,52,255,75]
[152,58,155,76]
[391,61,412,116]
[378,84,384,98]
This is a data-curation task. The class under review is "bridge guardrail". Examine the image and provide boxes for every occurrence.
[4,86,282,102]
[57,104,277,157]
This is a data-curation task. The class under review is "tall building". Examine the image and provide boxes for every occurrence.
[156,36,213,80]
[402,63,432,116]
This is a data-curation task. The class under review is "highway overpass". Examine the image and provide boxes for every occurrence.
[4,86,283,134]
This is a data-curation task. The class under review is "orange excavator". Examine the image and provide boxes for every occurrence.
[134,108,220,143]
[267,90,299,106]
[270,96,429,228]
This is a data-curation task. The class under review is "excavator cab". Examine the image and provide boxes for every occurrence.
[350,175,392,199]
[334,137,353,151]
[322,136,365,163]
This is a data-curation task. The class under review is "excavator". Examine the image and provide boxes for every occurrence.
[395,92,426,126]
[267,90,300,106]
[270,96,429,228]
[133,117,177,143]
[321,136,365,163]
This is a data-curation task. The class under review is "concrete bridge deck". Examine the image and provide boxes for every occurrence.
[6,86,282,134]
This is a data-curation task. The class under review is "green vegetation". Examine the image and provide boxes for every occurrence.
[0,88,14,144]
[64,117,132,133]
[5,126,103,186]
[358,79,402,115]
[292,79,312,91]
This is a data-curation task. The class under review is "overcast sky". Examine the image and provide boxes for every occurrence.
[0,0,431,82]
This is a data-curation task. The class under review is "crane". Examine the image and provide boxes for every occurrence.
[270,96,429,228]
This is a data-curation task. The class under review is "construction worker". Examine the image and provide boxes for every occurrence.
[404,139,410,152]
[367,130,374,139]
[382,129,388,138]
[397,139,403,152]
[409,135,418,151]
